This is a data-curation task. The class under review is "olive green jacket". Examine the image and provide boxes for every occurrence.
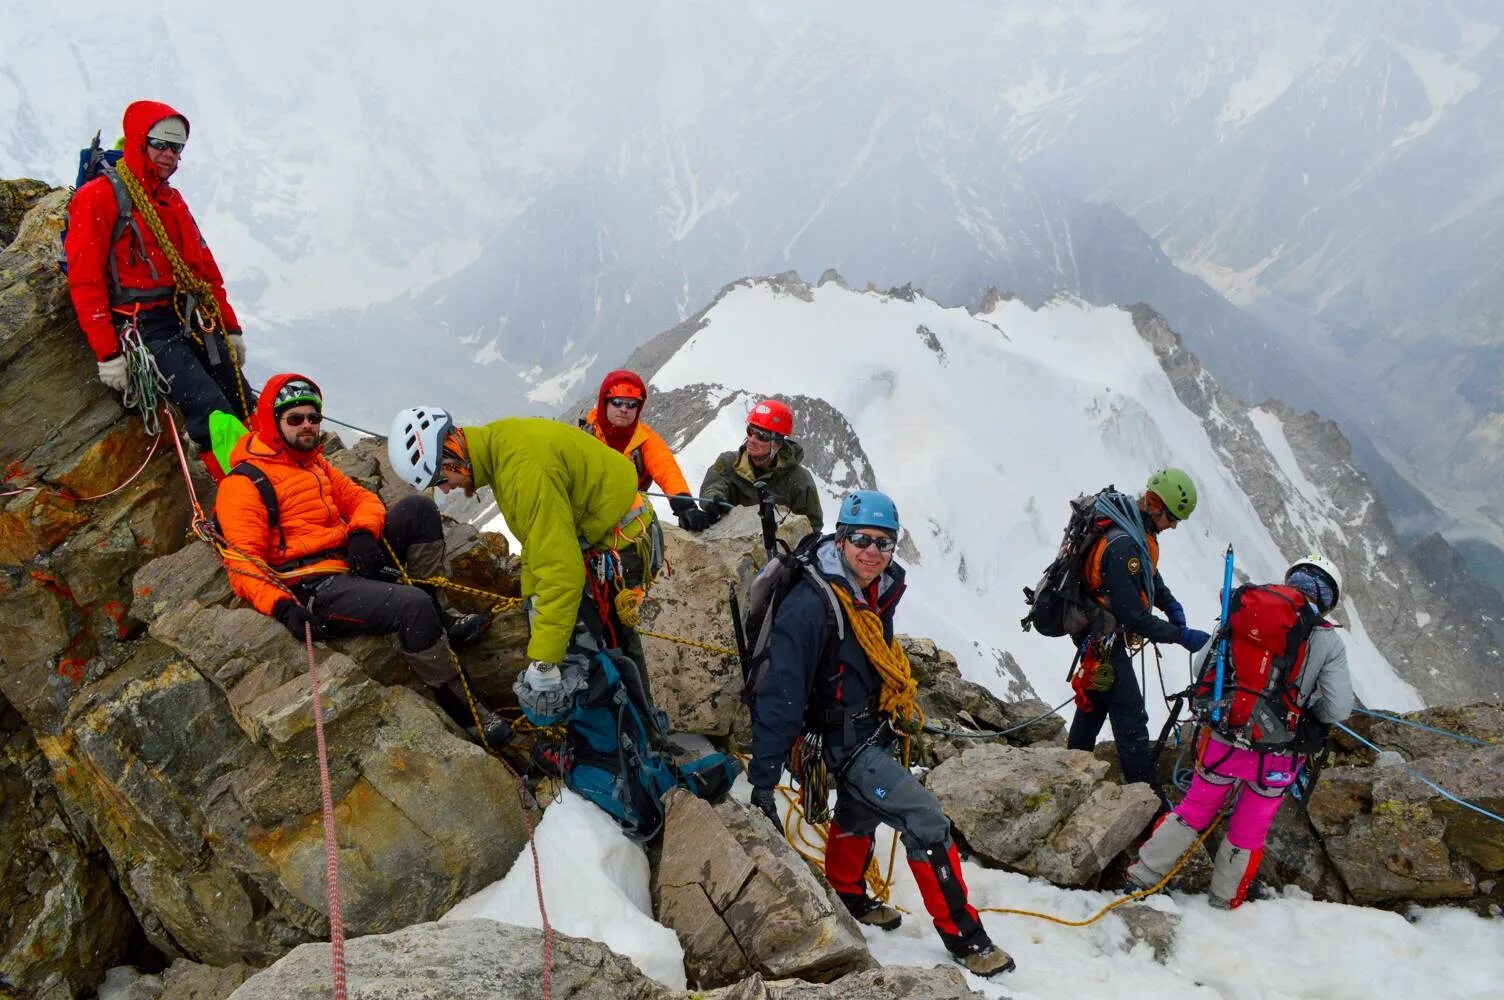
[463,418,640,663]
[698,440,823,533]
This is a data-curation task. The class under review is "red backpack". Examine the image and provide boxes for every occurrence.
[1196,584,1323,750]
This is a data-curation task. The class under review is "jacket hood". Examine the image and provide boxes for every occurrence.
[594,369,646,450]
[250,372,323,463]
[122,100,189,194]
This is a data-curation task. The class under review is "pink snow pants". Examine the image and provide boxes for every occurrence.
[1174,740,1300,850]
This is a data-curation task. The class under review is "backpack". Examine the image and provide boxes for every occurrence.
[523,649,741,842]
[1021,487,1120,639]
[737,532,842,706]
[1193,584,1323,752]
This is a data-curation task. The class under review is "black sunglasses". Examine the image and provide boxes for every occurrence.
[282,411,324,427]
[845,533,896,553]
[746,426,779,443]
[146,137,185,154]
[607,397,641,410]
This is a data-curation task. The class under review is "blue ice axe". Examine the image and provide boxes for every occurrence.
[1211,544,1234,723]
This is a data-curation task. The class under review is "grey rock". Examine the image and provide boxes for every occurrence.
[653,789,874,988]
[227,919,681,1000]
[699,965,988,999]
[1116,904,1180,964]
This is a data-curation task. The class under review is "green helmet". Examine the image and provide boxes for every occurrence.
[1146,467,1197,521]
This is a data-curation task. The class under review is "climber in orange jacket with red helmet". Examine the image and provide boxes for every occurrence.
[213,373,508,746]
[63,99,250,479]
[580,369,711,531]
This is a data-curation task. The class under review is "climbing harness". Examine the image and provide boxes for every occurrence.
[111,159,251,420]
[117,312,173,436]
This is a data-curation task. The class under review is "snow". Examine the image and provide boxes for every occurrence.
[524,353,598,406]
[428,775,1504,999]
[651,280,1419,726]
[441,790,687,989]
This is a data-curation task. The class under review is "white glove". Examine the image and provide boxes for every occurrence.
[522,661,563,693]
[97,355,128,393]
[226,333,246,368]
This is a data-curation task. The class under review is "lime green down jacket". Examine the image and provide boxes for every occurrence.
[463,418,640,663]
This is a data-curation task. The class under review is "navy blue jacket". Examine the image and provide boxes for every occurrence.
[1097,529,1183,645]
[748,537,906,790]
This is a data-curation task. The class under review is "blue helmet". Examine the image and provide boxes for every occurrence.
[837,489,900,535]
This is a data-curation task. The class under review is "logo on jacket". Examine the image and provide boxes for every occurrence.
[873,786,887,799]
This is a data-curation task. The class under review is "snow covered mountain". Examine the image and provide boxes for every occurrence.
[582,273,1500,721]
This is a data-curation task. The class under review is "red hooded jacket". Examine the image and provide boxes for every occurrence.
[581,369,690,496]
[213,373,386,615]
[64,99,240,361]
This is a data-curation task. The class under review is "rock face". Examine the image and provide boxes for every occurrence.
[653,789,874,989]
[637,507,810,739]
[925,743,1160,885]
[1307,723,1504,909]
[0,705,136,998]
[226,919,682,1000]
[227,918,981,1000]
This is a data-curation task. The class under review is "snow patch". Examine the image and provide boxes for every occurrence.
[523,353,598,406]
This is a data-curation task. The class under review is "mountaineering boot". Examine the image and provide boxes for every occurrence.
[952,939,1016,978]
[1208,838,1263,910]
[1127,812,1200,891]
[839,893,902,931]
[436,677,513,748]
[442,609,489,648]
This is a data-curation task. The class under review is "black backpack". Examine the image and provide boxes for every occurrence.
[1021,487,1120,639]
[736,533,842,705]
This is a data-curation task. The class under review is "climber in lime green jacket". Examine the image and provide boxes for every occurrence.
[388,411,646,667]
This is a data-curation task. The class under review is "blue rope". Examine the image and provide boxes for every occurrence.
[1093,491,1155,606]
[1351,707,1493,747]
[1335,722,1504,826]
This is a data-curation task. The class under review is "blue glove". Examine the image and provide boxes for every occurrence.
[1178,627,1212,653]
[1165,599,1187,630]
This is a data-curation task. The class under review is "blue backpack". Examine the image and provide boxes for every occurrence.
[523,649,741,842]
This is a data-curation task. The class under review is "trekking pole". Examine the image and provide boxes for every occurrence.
[754,481,779,560]
[1211,545,1234,723]
[640,490,735,510]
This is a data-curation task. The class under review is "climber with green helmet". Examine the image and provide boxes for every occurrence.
[1066,468,1210,792]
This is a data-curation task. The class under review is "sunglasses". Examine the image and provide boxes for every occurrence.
[146,137,185,154]
[845,533,897,553]
[607,397,641,410]
[746,426,779,443]
[282,411,324,427]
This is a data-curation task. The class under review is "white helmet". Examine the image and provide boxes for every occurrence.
[389,406,454,489]
[1285,553,1342,613]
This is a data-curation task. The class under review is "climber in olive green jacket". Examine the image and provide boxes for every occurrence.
[388,412,643,667]
[696,398,824,533]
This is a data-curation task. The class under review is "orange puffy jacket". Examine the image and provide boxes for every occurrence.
[213,373,386,614]
[582,369,690,496]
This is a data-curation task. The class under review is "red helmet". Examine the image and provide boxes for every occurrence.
[747,399,794,438]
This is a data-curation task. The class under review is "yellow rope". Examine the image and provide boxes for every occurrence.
[113,159,250,419]
[637,628,739,658]
[830,584,923,733]
[977,810,1224,927]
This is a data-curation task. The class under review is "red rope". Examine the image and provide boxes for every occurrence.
[1,433,162,501]
[496,754,553,999]
[303,621,349,1000]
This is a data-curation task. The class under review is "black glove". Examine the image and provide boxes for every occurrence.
[1178,627,1212,653]
[273,599,318,641]
[750,786,780,829]
[346,530,384,579]
[1165,599,1187,630]
[668,494,697,517]
[678,507,713,532]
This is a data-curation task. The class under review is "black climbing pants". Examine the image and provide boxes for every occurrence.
[1067,639,1154,786]
[136,307,252,451]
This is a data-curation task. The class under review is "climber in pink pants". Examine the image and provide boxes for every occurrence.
[1127,555,1354,909]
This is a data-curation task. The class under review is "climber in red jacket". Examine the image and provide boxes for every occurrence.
[64,99,252,479]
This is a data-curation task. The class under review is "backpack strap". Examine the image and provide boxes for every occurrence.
[228,462,285,556]
[99,160,169,306]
